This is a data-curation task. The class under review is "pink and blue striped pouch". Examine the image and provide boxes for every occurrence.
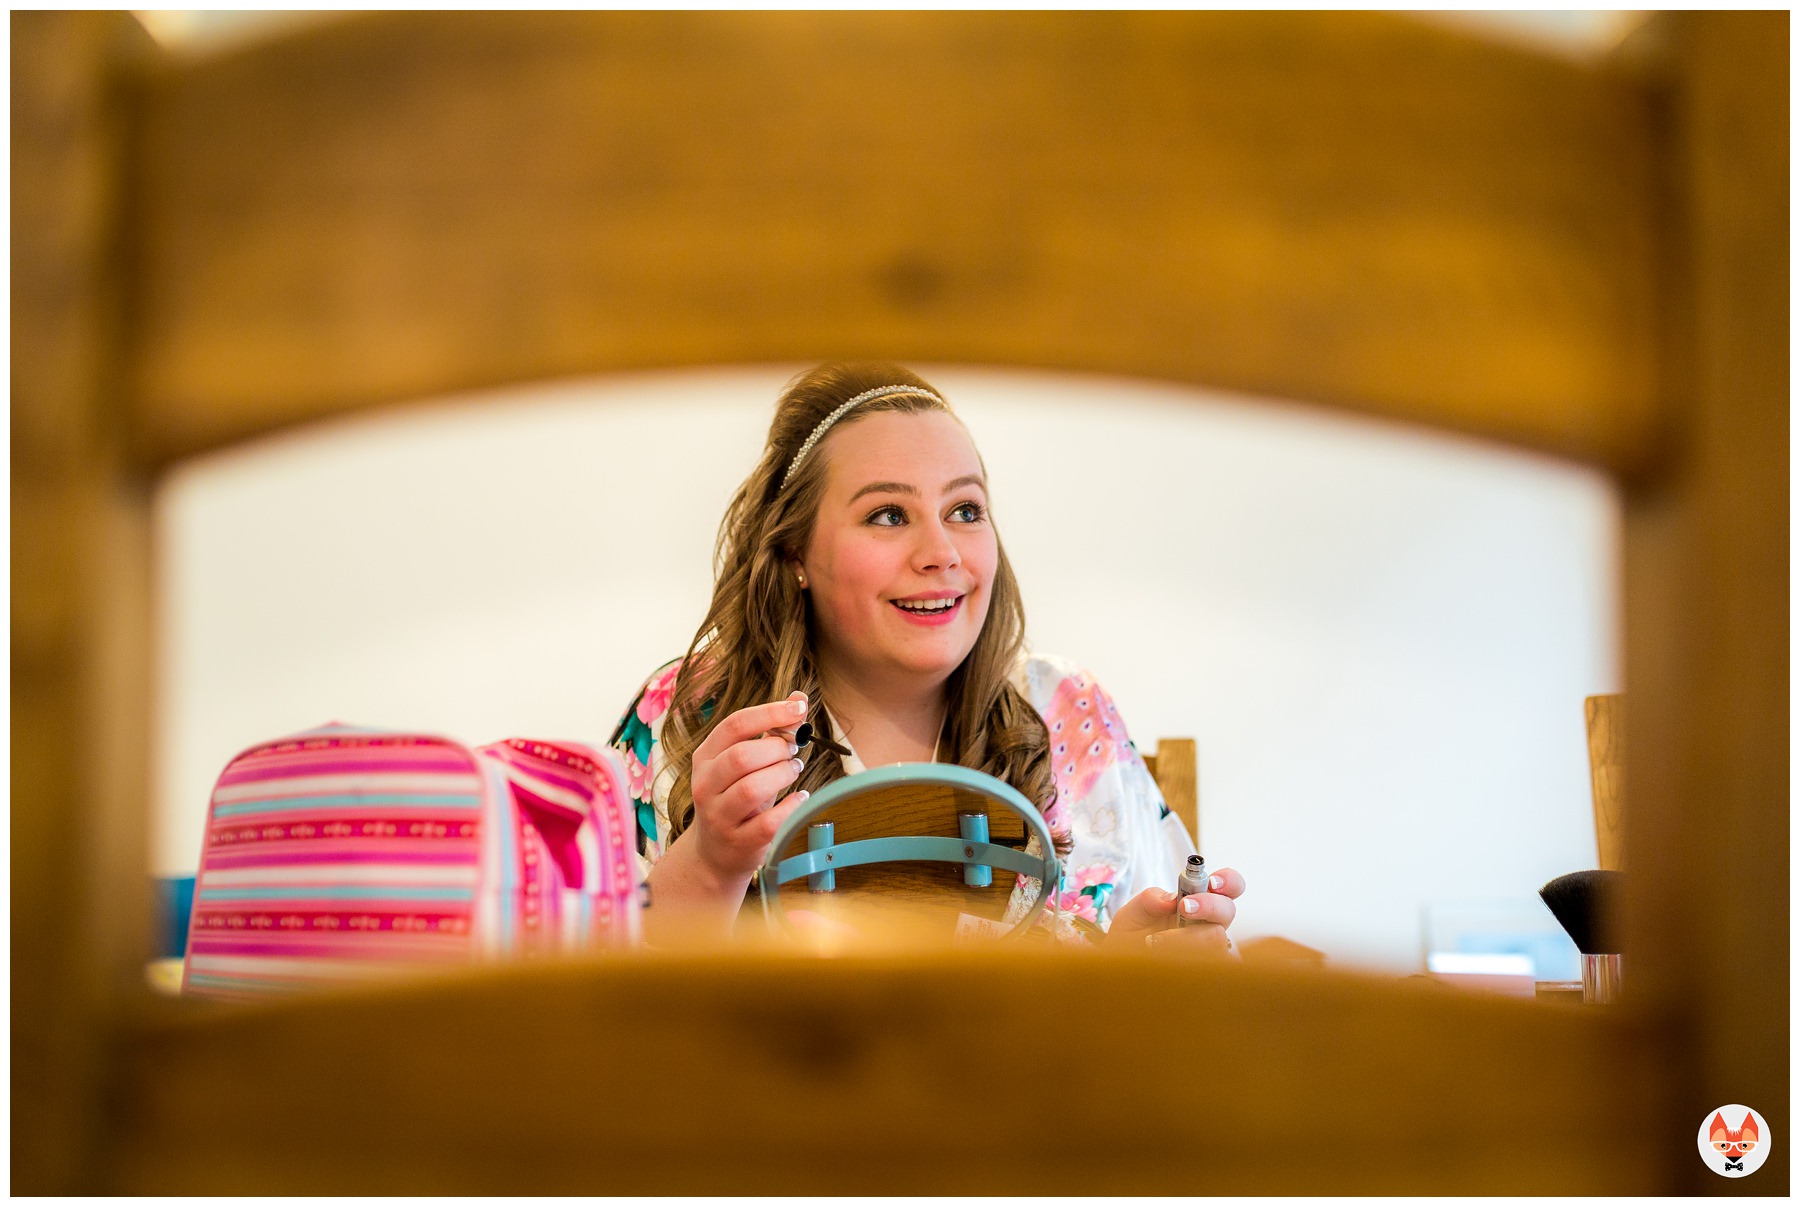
[182,724,640,999]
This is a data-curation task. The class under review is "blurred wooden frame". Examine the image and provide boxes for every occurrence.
[1585,694,1626,871]
[12,10,1786,1195]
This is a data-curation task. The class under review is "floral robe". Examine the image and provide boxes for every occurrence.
[608,652,1195,934]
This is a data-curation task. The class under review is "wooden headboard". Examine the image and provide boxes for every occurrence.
[12,11,1785,1193]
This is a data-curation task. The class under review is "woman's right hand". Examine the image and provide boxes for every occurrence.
[687,691,812,889]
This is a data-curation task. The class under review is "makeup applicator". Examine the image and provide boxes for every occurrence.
[1538,870,1624,1004]
[791,718,851,761]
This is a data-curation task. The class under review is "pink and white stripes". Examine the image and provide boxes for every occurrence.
[183,724,640,999]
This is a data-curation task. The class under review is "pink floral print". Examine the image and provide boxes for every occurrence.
[636,661,681,726]
[624,746,654,803]
[1054,889,1100,924]
[1071,862,1117,892]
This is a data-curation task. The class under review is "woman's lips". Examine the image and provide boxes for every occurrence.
[889,596,964,626]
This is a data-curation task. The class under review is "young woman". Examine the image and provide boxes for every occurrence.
[610,362,1244,948]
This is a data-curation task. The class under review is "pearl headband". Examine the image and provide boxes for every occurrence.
[780,384,948,489]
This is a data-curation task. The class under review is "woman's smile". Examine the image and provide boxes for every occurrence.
[888,592,966,626]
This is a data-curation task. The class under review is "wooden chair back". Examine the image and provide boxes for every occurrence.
[1142,737,1199,846]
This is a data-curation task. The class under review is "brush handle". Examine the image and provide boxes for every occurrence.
[1582,953,1622,1004]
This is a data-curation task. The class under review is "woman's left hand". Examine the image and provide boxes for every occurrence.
[1105,867,1246,956]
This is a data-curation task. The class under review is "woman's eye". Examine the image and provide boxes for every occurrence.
[866,505,906,527]
[949,501,986,523]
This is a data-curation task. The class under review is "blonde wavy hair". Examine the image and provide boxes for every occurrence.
[659,362,1056,844]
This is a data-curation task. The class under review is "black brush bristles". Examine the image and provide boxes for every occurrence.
[1539,870,1625,955]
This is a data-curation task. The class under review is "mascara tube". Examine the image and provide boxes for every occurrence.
[1174,854,1209,928]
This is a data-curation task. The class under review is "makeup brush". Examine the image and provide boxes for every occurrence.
[1539,870,1623,953]
[1539,870,1625,1003]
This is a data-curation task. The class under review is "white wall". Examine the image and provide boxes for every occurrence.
[152,365,1621,970]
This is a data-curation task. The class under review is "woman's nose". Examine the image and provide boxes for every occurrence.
[912,518,960,572]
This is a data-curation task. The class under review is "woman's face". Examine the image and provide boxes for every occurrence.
[798,409,999,693]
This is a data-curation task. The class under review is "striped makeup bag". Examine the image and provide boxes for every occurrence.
[182,724,640,999]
